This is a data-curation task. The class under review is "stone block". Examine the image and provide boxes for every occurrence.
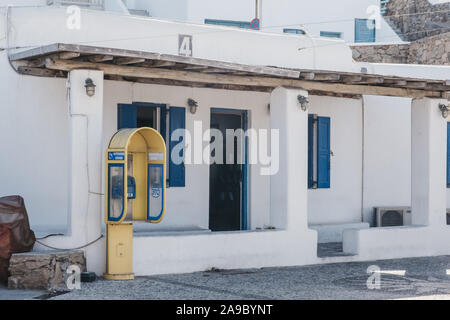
[8,250,86,290]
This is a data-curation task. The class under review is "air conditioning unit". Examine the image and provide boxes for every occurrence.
[374,207,411,227]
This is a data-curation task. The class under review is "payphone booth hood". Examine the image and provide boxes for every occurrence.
[105,127,167,225]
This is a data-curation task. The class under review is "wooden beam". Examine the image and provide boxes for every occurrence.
[44,59,442,99]
[384,79,407,86]
[199,67,229,73]
[342,75,362,83]
[114,57,146,65]
[147,60,177,68]
[17,66,62,77]
[182,65,210,71]
[309,90,362,99]
[59,52,81,60]
[361,77,384,84]
[425,83,450,91]
[406,81,427,89]
[132,77,273,93]
[300,72,315,80]
[17,52,80,68]
[312,73,341,81]
[88,55,114,62]
[442,91,450,100]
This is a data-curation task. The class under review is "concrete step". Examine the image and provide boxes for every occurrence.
[317,242,356,258]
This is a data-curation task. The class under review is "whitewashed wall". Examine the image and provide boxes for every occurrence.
[308,96,363,225]
[0,0,402,45]
[262,0,401,43]
[128,0,402,43]
[0,52,69,231]
[130,0,188,21]
[0,0,46,6]
[362,95,412,225]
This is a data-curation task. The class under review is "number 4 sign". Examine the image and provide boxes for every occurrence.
[178,35,193,57]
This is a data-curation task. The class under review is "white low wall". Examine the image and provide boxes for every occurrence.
[343,226,450,260]
[133,229,318,275]
[310,222,369,243]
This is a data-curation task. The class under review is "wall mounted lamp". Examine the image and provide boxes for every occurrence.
[439,104,449,119]
[85,78,96,97]
[297,95,309,111]
[187,98,199,114]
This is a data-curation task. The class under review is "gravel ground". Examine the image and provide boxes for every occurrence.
[3,255,450,300]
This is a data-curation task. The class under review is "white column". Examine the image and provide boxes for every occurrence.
[270,87,309,231]
[411,98,447,228]
[40,70,105,274]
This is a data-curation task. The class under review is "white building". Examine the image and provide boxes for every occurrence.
[124,0,402,43]
[0,1,449,276]
[6,0,402,43]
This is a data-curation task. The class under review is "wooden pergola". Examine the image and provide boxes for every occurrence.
[9,43,450,100]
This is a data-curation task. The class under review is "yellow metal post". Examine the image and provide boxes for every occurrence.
[104,224,134,280]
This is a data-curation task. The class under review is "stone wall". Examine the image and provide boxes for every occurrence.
[8,250,86,290]
[351,43,410,63]
[384,0,450,41]
[351,32,449,65]
[408,31,450,64]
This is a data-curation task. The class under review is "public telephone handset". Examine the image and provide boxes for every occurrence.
[127,176,136,199]
[111,175,136,200]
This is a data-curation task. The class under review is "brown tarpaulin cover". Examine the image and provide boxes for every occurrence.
[0,196,36,283]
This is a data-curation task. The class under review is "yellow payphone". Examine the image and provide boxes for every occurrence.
[104,127,166,280]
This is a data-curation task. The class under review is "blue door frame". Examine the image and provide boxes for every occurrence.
[210,108,248,230]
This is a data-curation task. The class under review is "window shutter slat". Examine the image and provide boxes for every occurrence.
[169,107,186,187]
[355,19,376,43]
[308,114,314,189]
[117,104,137,129]
[317,117,331,189]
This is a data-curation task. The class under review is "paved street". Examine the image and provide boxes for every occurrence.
[3,255,450,300]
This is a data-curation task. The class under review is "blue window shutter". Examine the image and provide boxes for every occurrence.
[169,107,186,187]
[160,105,168,143]
[317,117,330,188]
[117,104,137,129]
[205,19,251,29]
[320,31,342,39]
[355,19,375,43]
[308,114,314,189]
[447,122,450,187]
